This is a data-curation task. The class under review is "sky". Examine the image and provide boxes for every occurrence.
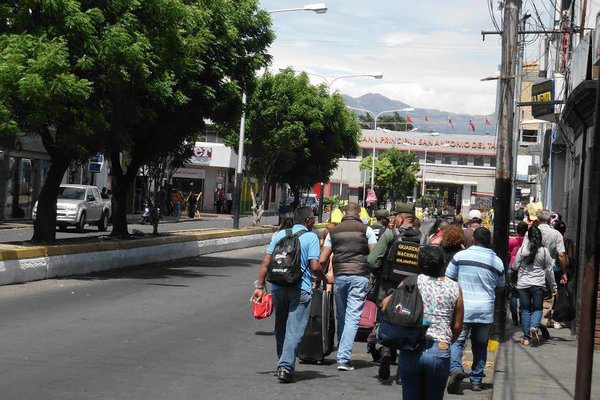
[258,0,504,115]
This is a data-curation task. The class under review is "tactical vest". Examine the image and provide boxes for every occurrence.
[329,216,370,276]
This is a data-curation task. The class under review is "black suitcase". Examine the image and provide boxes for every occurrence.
[298,288,335,364]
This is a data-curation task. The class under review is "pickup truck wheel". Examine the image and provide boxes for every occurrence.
[75,212,86,233]
[97,212,109,232]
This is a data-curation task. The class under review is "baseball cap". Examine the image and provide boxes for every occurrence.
[392,202,415,215]
[468,209,482,221]
[375,209,390,218]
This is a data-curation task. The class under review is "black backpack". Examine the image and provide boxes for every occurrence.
[379,275,427,347]
[382,229,421,283]
[266,229,306,286]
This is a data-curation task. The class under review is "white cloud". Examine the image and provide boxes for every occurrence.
[261,0,502,115]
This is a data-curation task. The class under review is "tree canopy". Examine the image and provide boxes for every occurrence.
[226,69,360,215]
[0,0,274,241]
[358,112,414,131]
[360,148,420,204]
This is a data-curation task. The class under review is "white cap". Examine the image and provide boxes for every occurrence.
[468,209,482,220]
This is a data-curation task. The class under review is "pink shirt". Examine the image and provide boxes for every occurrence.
[509,236,524,270]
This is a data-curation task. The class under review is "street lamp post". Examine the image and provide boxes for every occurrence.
[232,4,328,229]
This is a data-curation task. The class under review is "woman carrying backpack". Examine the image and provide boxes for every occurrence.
[513,225,557,346]
[396,245,464,400]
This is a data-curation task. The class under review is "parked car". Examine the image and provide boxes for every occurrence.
[284,195,320,214]
[32,184,111,232]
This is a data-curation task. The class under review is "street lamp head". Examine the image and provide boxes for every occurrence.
[304,3,328,13]
[372,73,384,79]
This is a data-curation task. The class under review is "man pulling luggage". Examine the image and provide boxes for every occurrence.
[251,207,330,383]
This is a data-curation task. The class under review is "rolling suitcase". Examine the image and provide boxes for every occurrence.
[298,288,335,364]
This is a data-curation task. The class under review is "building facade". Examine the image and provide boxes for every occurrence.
[327,129,497,216]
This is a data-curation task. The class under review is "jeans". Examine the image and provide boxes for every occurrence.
[518,286,544,339]
[450,323,491,385]
[172,202,181,217]
[272,287,312,373]
[334,274,370,363]
[399,340,451,400]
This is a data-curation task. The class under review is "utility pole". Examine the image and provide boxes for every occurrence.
[491,0,521,342]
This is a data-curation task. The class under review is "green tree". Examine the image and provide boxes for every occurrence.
[226,69,360,223]
[358,112,413,131]
[0,5,105,243]
[0,1,273,240]
[361,148,420,204]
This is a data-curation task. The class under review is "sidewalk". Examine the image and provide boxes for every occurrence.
[492,326,600,400]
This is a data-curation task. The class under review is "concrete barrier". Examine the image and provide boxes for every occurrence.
[0,227,278,286]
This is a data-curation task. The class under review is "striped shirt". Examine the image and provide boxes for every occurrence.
[445,246,505,324]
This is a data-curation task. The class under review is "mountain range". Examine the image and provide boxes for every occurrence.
[342,93,497,136]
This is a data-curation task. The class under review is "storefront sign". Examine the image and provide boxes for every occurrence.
[173,167,206,179]
[531,80,555,121]
[360,132,497,155]
[192,146,212,165]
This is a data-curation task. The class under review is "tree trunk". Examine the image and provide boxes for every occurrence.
[31,154,71,244]
[109,152,137,238]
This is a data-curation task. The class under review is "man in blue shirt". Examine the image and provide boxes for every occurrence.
[251,207,329,383]
[445,227,505,394]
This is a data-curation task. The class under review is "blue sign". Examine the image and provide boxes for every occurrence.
[89,154,104,173]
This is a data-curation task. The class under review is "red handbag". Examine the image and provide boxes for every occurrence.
[252,292,273,319]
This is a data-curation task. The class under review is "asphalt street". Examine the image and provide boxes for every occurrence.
[0,245,405,400]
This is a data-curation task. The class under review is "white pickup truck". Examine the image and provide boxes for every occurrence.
[32,184,111,232]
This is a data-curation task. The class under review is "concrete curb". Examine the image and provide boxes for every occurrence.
[0,227,278,286]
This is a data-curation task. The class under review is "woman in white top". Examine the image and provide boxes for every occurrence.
[513,225,557,346]
[398,245,464,400]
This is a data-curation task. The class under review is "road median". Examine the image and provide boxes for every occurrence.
[0,226,279,286]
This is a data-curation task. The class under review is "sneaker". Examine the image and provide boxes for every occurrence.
[530,327,541,346]
[337,362,355,371]
[471,383,483,392]
[395,374,402,385]
[378,346,391,380]
[553,321,563,330]
[277,368,293,383]
[447,369,468,394]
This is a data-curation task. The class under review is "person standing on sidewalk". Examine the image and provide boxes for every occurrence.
[319,202,377,371]
[398,245,464,400]
[521,209,567,334]
[251,207,329,383]
[445,227,505,394]
[513,225,557,346]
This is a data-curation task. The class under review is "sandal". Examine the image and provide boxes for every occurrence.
[521,338,530,346]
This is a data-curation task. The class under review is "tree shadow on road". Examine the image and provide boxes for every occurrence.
[67,253,260,282]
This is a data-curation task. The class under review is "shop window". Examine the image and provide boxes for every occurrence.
[458,155,467,165]
[442,154,453,165]
[474,155,484,166]
[426,153,435,164]
[490,157,496,167]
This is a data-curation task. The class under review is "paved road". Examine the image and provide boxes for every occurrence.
[0,246,397,400]
[0,214,282,243]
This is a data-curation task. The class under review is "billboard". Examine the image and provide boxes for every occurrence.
[531,80,555,121]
